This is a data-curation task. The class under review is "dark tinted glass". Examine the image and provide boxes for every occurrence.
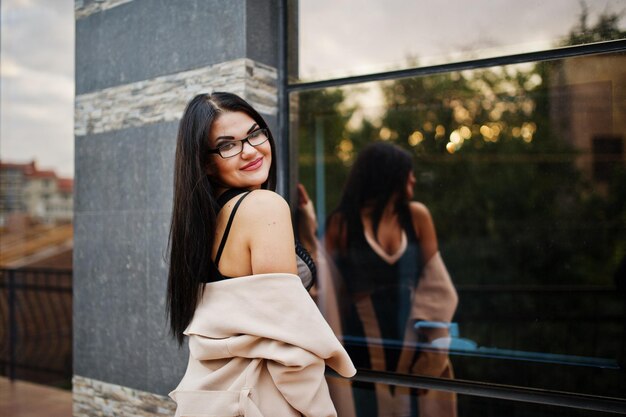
[295,51,626,398]
[326,376,622,416]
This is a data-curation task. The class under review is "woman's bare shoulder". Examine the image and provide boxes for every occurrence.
[408,201,438,259]
[236,189,291,224]
[241,190,297,274]
[242,189,289,210]
[409,201,433,221]
[408,201,436,235]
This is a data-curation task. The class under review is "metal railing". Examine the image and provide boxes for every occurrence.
[0,267,72,385]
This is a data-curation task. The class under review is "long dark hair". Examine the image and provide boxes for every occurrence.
[328,141,413,253]
[167,92,277,345]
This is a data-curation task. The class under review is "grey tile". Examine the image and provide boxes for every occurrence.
[74,213,115,378]
[73,215,104,376]
[109,132,148,212]
[73,212,149,384]
[101,211,149,386]
[145,122,178,214]
[75,126,148,213]
[76,0,246,94]
[75,136,108,213]
[246,0,279,68]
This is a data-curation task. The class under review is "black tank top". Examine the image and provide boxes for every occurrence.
[335,212,424,372]
[207,189,316,290]
[336,212,423,296]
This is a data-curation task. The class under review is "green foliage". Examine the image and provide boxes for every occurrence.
[564,3,626,45]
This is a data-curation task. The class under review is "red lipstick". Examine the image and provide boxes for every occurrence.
[241,157,263,171]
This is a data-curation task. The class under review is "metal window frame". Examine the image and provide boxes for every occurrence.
[286,39,626,92]
[277,1,626,413]
[333,370,626,414]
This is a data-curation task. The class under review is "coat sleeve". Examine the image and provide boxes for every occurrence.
[266,353,337,417]
[227,336,338,417]
[411,252,458,323]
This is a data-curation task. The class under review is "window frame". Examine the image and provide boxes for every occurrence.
[277,2,626,412]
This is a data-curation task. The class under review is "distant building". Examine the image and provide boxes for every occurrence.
[0,161,34,216]
[0,160,73,225]
[549,54,626,185]
[51,178,74,221]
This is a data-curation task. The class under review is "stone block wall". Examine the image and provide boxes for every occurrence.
[73,376,175,417]
[73,0,280,414]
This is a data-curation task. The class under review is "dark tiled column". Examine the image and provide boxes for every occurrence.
[73,0,280,412]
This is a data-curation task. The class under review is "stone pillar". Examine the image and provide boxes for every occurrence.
[73,1,280,415]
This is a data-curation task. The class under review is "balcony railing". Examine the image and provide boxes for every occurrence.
[0,267,72,387]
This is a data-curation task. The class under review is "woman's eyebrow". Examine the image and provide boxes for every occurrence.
[215,135,234,141]
[215,123,259,141]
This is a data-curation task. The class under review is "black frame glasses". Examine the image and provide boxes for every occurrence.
[208,128,270,158]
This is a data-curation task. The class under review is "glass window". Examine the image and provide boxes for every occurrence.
[294,51,626,398]
[291,0,626,82]
[325,376,622,416]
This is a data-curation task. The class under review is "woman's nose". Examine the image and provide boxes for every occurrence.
[240,139,257,157]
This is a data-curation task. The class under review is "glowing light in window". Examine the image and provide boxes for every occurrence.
[450,130,463,145]
[337,139,354,162]
[454,106,470,123]
[521,122,536,143]
[480,125,493,140]
[491,124,501,136]
[460,126,472,139]
[435,125,446,139]
[408,131,424,146]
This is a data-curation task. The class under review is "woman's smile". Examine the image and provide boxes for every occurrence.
[241,157,263,171]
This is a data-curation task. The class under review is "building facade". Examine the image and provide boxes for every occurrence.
[0,161,73,225]
[73,1,625,416]
[0,162,32,217]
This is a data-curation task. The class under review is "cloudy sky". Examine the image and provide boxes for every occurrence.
[299,0,625,79]
[1,0,74,177]
[1,0,623,179]
[299,0,624,121]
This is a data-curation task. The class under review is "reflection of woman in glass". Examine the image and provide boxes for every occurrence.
[325,142,458,417]
[166,92,355,416]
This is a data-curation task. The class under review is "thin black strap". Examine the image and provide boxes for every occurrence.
[217,188,248,209]
[214,191,252,266]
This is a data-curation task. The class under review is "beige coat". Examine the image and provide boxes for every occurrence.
[316,249,459,417]
[169,273,356,417]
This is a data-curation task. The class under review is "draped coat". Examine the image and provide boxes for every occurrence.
[169,273,356,417]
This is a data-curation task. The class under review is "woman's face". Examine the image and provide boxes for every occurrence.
[406,171,416,200]
[207,111,272,191]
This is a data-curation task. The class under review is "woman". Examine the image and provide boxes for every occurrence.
[167,92,355,417]
[325,142,458,417]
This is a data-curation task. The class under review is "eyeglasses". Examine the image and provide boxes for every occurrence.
[208,128,270,158]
